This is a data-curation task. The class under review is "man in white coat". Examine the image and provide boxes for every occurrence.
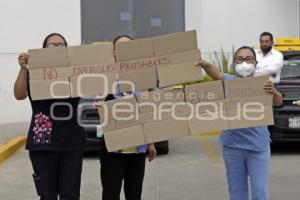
[254,32,283,83]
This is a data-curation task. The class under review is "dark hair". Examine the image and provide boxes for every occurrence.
[42,33,68,48]
[260,32,274,42]
[113,35,133,46]
[234,46,257,60]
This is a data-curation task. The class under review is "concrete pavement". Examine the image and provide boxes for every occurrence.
[1,137,300,200]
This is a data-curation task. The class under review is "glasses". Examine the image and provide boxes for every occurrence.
[46,43,66,48]
[234,56,256,64]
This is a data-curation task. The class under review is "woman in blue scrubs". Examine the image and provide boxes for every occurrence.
[195,46,283,200]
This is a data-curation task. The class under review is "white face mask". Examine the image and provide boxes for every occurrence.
[235,62,255,77]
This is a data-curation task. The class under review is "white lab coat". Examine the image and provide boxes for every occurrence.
[254,48,284,83]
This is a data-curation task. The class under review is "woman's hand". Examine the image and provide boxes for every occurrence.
[194,59,224,80]
[93,94,106,108]
[147,143,157,162]
[14,53,29,100]
[263,80,277,95]
[194,59,212,69]
[18,53,29,69]
[263,80,283,106]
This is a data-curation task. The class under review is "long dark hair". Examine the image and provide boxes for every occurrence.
[42,33,68,48]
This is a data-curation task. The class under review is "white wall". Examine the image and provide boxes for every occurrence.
[0,0,298,124]
[0,0,81,124]
[186,0,299,53]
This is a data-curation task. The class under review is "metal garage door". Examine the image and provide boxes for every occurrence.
[81,0,185,44]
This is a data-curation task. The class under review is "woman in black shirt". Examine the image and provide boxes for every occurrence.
[14,33,85,200]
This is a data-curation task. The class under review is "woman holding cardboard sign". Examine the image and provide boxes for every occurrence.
[97,35,157,200]
[195,46,283,200]
[14,33,85,200]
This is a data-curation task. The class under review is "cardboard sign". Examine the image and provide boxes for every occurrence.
[153,31,203,87]
[143,119,189,144]
[185,80,228,134]
[98,95,138,124]
[186,76,274,135]
[115,30,203,91]
[153,30,198,56]
[115,38,154,61]
[98,88,191,152]
[98,76,275,152]
[118,69,158,92]
[226,95,273,129]
[104,125,145,152]
[68,43,117,98]
[223,76,274,129]
[223,75,269,99]
[185,80,224,103]
[29,78,70,100]
[28,43,116,100]
[135,88,185,113]
[28,47,70,100]
[68,43,115,66]
[28,31,202,100]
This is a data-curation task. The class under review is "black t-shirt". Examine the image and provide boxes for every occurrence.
[26,73,85,151]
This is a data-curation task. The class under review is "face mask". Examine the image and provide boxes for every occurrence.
[235,62,255,77]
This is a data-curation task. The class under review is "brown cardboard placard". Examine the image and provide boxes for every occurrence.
[70,64,118,77]
[97,95,138,124]
[115,30,203,89]
[224,76,269,99]
[29,67,71,81]
[28,47,69,69]
[103,120,116,132]
[28,30,202,100]
[188,100,229,135]
[154,31,202,88]
[186,76,274,135]
[70,73,117,98]
[115,38,154,62]
[29,78,70,101]
[226,95,274,129]
[135,88,185,113]
[185,80,224,104]
[223,76,274,129]
[104,125,146,152]
[28,47,70,100]
[188,111,229,135]
[118,68,158,92]
[166,50,200,65]
[153,30,198,56]
[157,61,203,88]
[68,43,115,66]
[68,43,117,98]
[143,119,190,144]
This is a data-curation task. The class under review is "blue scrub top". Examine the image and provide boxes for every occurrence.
[220,74,271,152]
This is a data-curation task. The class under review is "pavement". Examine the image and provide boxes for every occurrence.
[1,134,300,200]
[0,122,28,164]
[0,122,29,143]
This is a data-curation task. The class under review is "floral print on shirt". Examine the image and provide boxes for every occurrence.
[32,112,53,144]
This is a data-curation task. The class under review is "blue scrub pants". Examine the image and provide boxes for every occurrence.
[222,146,270,200]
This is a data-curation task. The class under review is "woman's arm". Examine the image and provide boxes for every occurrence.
[147,143,157,162]
[195,60,224,80]
[263,80,283,106]
[14,53,29,100]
